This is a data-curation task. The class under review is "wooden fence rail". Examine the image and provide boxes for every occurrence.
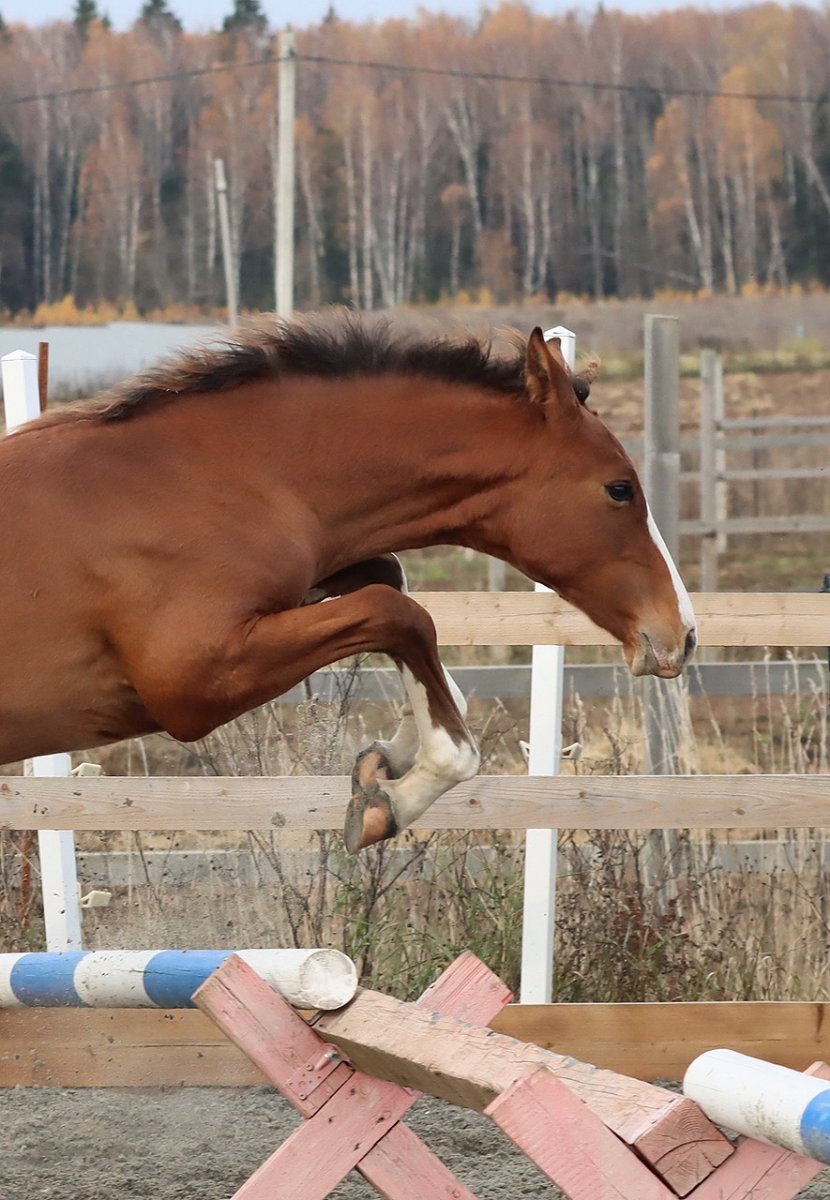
[2,588,829,1092]
[2,774,829,833]
[3,998,830,1087]
[417,592,830,647]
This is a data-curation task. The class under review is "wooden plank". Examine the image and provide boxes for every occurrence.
[717,467,828,483]
[416,592,830,648]
[359,1121,481,1200]
[193,952,507,1200]
[0,1007,268,1087]
[233,1070,426,1200]
[717,432,830,451]
[3,773,830,833]
[492,1002,830,1081]
[191,950,509,1115]
[682,515,830,537]
[6,1002,830,1091]
[689,1063,830,1200]
[233,1068,423,1200]
[193,956,354,1120]
[720,415,830,430]
[487,1065,676,1200]
[313,987,732,1193]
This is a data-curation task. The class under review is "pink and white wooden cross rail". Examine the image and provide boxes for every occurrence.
[193,952,830,1200]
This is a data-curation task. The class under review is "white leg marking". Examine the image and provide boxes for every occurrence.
[377,556,469,773]
[376,666,467,775]
[646,505,696,631]
[376,699,419,776]
[383,666,479,831]
[392,553,409,595]
[443,665,468,720]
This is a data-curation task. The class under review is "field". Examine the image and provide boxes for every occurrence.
[1,298,830,1199]
[2,303,829,993]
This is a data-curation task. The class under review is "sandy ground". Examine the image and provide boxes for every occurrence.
[4,1086,830,1200]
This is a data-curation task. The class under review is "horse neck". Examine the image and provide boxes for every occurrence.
[261,375,534,566]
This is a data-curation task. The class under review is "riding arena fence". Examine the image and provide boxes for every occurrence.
[1,587,829,1096]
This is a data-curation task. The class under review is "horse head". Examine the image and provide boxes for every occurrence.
[504,327,696,678]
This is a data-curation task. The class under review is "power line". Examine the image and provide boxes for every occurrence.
[0,52,280,109]
[297,51,827,107]
[0,45,826,112]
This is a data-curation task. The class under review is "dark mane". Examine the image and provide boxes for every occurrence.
[32,311,532,428]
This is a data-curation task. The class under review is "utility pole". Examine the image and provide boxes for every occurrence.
[214,157,238,327]
[276,30,296,318]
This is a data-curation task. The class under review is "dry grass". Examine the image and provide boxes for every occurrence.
[3,296,830,999]
[5,662,828,1003]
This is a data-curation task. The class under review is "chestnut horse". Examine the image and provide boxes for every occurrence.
[0,313,695,850]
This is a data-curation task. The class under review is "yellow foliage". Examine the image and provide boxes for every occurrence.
[555,290,591,305]
[443,290,474,308]
[28,296,103,327]
[740,279,763,298]
[653,287,699,303]
[522,291,551,306]
[145,303,219,323]
[20,296,178,328]
[440,287,499,308]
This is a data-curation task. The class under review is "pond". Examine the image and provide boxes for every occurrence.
[0,322,220,394]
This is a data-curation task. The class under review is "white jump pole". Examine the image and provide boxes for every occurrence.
[1,349,82,951]
[685,1049,830,1165]
[0,948,357,1011]
[519,325,573,1004]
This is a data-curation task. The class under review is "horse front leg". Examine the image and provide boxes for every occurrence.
[130,582,478,851]
[345,657,477,853]
[301,553,470,801]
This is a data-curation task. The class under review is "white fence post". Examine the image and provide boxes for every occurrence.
[642,316,682,775]
[519,325,573,1004]
[1,349,82,951]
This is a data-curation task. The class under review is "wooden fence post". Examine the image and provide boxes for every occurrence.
[642,316,683,777]
[699,349,722,596]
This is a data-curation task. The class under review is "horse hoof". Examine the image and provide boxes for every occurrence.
[344,746,399,854]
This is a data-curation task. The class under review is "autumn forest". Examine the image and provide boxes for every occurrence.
[1,0,830,316]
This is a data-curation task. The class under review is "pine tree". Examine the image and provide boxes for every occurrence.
[139,0,182,34]
[0,123,33,311]
[73,0,99,26]
[73,0,109,38]
[222,0,267,34]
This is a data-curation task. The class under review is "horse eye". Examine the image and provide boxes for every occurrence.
[606,481,634,504]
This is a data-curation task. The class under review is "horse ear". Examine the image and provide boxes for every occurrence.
[525,327,580,418]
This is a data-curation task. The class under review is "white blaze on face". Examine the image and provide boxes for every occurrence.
[646,504,696,633]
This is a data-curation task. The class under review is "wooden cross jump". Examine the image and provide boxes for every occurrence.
[194,952,830,1200]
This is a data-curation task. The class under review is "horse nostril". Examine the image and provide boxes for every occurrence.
[684,630,697,660]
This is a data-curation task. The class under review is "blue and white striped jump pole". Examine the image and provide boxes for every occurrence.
[0,949,357,1012]
[685,1049,830,1165]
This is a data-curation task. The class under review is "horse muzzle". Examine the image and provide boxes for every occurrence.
[627,627,697,678]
